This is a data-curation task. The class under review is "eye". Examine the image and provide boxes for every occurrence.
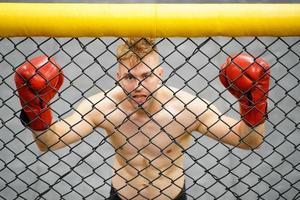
[124,74,134,80]
[143,73,152,79]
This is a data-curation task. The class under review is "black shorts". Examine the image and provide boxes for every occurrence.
[108,184,187,200]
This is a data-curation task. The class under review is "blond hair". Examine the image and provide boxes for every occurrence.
[116,38,157,61]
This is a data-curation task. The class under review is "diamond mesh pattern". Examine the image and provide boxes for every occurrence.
[0,37,299,200]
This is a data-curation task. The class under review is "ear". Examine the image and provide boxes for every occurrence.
[116,66,122,86]
[116,65,121,81]
[157,66,164,80]
[116,71,120,81]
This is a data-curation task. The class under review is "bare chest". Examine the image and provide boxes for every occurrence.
[104,108,198,157]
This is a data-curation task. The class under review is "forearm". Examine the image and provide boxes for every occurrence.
[33,113,96,152]
[32,121,71,151]
[32,119,85,151]
[32,129,58,152]
[234,121,265,149]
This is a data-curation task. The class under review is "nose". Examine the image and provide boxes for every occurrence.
[134,79,144,91]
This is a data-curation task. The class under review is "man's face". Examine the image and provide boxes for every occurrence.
[117,53,164,109]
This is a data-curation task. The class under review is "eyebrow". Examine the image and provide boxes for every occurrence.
[122,73,133,78]
[142,71,152,76]
[122,71,152,78]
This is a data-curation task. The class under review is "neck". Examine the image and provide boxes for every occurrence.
[136,97,161,116]
[123,95,162,119]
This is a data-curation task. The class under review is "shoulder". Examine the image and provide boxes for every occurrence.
[87,86,123,111]
[160,85,209,113]
[75,86,121,115]
[74,87,123,125]
[160,86,203,103]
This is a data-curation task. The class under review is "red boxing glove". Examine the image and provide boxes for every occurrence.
[15,55,64,131]
[219,54,270,127]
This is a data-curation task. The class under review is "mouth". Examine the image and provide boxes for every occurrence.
[131,94,148,105]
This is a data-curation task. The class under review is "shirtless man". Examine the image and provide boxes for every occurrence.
[15,38,270,200]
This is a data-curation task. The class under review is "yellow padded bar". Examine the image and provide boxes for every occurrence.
[0,3,300,37]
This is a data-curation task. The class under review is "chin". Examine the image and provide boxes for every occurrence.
[131,99,151,110]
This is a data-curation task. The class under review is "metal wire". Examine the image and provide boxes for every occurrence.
[0,37,299,200]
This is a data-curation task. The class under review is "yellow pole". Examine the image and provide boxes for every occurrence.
[0,3,300,37]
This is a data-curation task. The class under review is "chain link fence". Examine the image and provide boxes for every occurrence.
[0,37,299,199]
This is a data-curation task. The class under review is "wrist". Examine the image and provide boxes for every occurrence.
[240,101,267,127]
[20,107,53,131]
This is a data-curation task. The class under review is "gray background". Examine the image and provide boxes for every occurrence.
[0,1,300,200]
[1,0,300,2]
